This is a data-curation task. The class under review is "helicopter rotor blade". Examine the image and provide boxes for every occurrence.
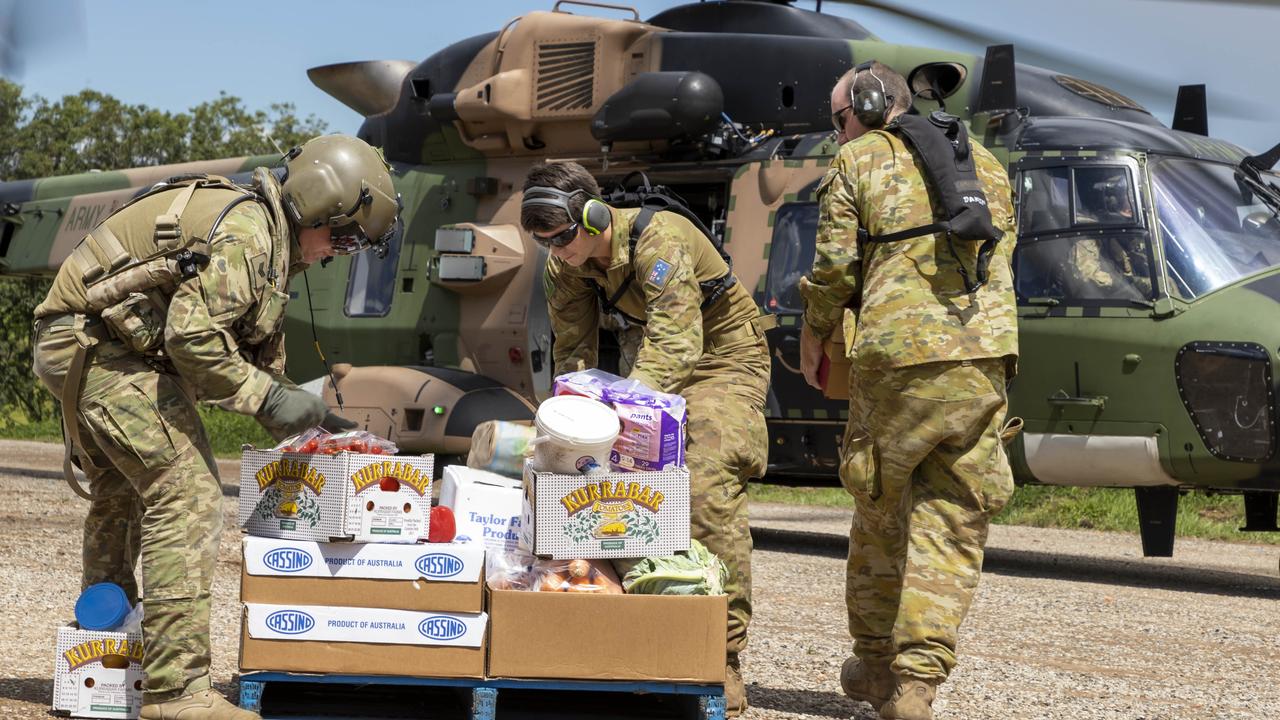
[818,0,1268,121]
[0,0,85,79]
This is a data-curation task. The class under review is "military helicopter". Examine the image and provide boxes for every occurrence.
[2,0,1279,558]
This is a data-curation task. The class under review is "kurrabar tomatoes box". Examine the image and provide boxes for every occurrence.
[518,461,690,559]
[238,448,434,543]
[52,625,143,719]
[240,537,484,613]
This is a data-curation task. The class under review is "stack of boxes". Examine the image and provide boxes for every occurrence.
[485,373,728,684]
[236,443,490,678]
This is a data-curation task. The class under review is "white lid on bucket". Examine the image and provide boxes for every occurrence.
[535,395,620,446]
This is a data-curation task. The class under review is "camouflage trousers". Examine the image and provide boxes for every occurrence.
[840,358,1013,682]
[33,317,225,703]
[682,327,771,662]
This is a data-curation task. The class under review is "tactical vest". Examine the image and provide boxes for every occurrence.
[857,111,1003,293]
[40,169,292,359]
[40,169,292,501]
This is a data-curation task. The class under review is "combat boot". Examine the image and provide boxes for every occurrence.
[139,689,261,720]
[724,657,747,717]
[879,678,937,720]
[840,656,894,707]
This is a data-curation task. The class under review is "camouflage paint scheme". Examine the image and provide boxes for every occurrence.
[3,3,1280,508]
[31,186,291,702]
[801,120,1018,690]
[543,204,771,672]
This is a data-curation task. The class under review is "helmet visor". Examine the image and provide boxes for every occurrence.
[329,223,375,256]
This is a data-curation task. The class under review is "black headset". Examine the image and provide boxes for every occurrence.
[521,186,612,235]
[851,61,894,129]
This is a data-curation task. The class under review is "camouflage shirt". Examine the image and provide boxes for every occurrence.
[544,206,761,394]
[800,127,1019,371]
[36,177,295,415]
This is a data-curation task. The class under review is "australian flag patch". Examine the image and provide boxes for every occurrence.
[646,258,673,289]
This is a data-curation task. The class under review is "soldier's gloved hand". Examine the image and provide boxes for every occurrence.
[321,412,358,433]
[256,381,328,440]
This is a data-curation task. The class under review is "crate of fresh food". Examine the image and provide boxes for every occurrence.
[238,429,433,543]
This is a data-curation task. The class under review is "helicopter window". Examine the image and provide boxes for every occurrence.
[764,202,818,314]
[1072,167,1139,227]
[1152,157,1280,300]
[1014,233,1155,304]
[1018,166,1140,233]
[344,224,404,317]
[1018,167,1072,232]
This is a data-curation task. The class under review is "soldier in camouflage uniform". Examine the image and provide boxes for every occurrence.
[32,135,399,720]
[520,161,772,717]
[799,63,1019,720]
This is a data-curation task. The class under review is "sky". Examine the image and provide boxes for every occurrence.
[4,0,1279,155]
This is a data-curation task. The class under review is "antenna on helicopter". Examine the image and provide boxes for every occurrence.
[1172,84,1209,136]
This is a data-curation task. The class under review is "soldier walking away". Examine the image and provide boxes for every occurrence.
[799,62,1019,720]
[32,135,400,720]
[520,161,773,716]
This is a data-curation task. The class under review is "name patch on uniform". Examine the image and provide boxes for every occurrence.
[646,259,673,289]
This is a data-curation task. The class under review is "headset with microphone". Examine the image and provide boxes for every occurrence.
[850,60,894,129]
[521,186,612,235]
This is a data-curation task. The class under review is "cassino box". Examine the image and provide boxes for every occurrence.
[53,625,143,719]
[239,603,487,678]
[238,448,434,543]
[240,537,484,613]
[519,460,690,559]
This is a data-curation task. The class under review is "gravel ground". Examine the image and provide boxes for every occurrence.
[1,438,1278,720]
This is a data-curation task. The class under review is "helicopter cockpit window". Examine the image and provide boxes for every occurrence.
[344,224,404,317]
[1018,165,1140,233]
[1015,233,1155,303]
[1072,167,1138,226]
[1015,164,1154,304]
[1152,157,1280,300]
[764,202,818,314]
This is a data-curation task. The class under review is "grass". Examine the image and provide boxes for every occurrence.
[0,406,272,458]
[749,481,1280,546]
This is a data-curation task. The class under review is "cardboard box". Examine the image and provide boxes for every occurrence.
[240,537,484,613]
[53,625,143,719]
[240,603,486,679]
[519,461,690,559]
[820,335,851,401]
[486,589,726,683]
[438,466,523,552]
[238,449,434,542]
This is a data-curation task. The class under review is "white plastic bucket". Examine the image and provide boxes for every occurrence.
[531,396,620,474]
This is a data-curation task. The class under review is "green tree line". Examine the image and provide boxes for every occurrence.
[0,79,327,427]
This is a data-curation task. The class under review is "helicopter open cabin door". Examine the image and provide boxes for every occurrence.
[727,155,847,479]
[1008,153,1180,488]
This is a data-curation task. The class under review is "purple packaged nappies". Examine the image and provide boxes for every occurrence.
[553,369,687,472]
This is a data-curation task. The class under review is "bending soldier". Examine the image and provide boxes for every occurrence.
[800,63,1019,720]
[520,161,772,717]
[32,135,399,720]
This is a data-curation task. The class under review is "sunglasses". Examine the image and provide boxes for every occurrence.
[831,103,852,132]
[531,222,580,248]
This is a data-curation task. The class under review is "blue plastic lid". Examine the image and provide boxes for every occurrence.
[75,583,131,631]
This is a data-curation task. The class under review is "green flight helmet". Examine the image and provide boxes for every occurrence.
[281,134,401,255]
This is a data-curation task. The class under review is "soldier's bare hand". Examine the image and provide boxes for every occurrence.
[800,324,826,390]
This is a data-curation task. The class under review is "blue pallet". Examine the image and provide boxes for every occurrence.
[239,671,725,720]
